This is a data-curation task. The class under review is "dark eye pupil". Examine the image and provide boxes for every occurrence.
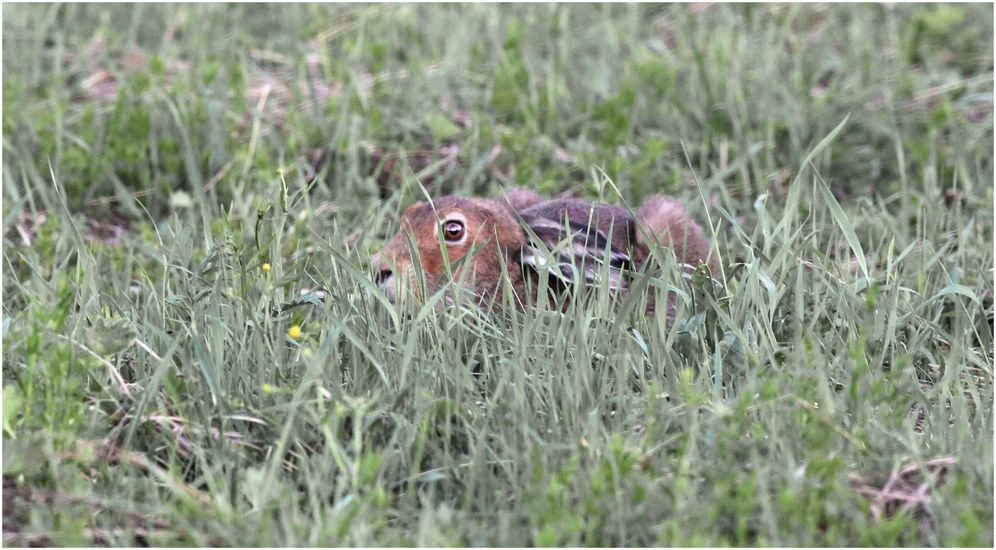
[444,221,463,240]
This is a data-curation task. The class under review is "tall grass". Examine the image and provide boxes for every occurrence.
[2,3,993,546]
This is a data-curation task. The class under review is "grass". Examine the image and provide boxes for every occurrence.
[2,3,993,546]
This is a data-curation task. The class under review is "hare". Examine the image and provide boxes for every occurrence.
[369,187,718,312]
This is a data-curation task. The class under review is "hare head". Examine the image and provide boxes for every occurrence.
[369,195,527,305]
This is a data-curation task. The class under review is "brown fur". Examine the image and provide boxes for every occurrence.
[370,191,718,311]
[371,196,528,305]
[636,196,719,273]
[500,187,544,212]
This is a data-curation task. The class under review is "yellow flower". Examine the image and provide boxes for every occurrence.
[262,262,272,273]
[288,324,302,340]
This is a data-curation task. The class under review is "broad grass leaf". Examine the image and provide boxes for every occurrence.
[817,178,868,281]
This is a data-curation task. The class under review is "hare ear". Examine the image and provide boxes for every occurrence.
[499,187,544,212]
[520,217,632,290]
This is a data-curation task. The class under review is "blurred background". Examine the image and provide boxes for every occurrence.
[3,3,992,225]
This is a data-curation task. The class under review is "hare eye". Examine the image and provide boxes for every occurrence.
[442,220,466,242]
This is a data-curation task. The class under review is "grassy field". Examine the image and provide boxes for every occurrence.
[2,3,993,546]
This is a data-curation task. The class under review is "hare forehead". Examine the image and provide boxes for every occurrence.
[440,211,467,224]
[405,200,492,224]
[399,203,438,229]
[403,208,479,229]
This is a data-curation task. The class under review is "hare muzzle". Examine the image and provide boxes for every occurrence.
[369,251,398,299]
